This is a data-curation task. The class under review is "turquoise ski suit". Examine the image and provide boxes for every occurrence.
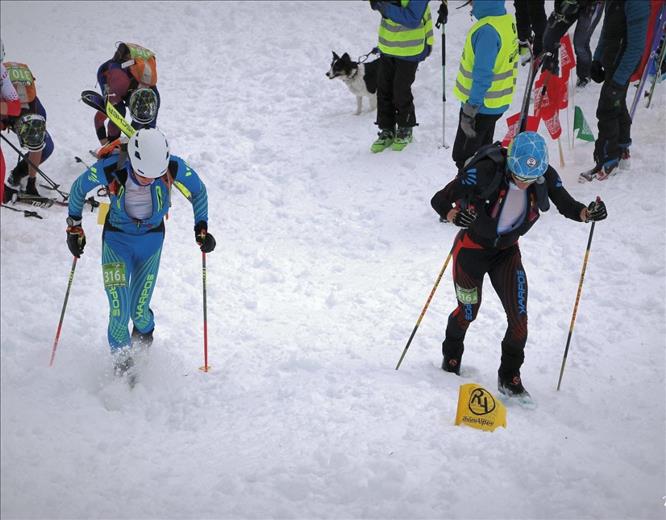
[68,154,208,350]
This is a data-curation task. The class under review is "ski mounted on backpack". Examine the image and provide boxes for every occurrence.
[518,45,546,134]
[80,89,192,202]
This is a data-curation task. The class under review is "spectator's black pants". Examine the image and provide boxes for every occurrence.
[452,109,502,169]
[442,231,528,379]
[514,0,547,55]
[573,2,604,81]
[376,55,419,129]
[594,73,631,166]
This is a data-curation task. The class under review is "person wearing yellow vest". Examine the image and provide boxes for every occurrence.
[452,0,519,169]
[370,0,434,152]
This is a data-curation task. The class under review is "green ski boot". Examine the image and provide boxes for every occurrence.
[371,128,395,153]
[391,127,413,151]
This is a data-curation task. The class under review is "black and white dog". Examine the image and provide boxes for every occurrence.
[326,51,379,115]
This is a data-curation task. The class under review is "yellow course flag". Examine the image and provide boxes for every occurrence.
[455,383,507,432]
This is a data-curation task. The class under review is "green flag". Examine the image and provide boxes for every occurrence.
[573,105,595,142]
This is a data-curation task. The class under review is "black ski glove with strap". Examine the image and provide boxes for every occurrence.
[66,216,86,257]
[585,199,607,222]
[195,221,216,253]
[451,207,477,228]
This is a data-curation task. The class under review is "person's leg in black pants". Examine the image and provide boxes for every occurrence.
[452,110,502,169]
[393,59,419,129]
[574,2,604,82]
[527,0,547,56]
[376,55,397,131]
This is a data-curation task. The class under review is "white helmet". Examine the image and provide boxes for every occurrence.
[128,128,170,178]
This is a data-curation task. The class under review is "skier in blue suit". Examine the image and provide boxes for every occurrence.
[65,128,216,375]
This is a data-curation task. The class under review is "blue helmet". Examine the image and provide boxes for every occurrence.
[507,131,549,180]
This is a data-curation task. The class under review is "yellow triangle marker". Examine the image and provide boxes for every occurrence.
[455,383,507,432]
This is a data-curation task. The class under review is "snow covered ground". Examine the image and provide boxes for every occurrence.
[1,1,664,518]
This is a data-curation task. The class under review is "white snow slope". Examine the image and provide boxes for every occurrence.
[1,1,665,519]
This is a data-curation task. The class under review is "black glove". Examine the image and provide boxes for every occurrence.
[452,207,477,228]
[194,221,216,253]
[66,217,86,257]
[460,103,479,139]
[585,199,607,222]
[370,0,380,10]
[590,60,605,84]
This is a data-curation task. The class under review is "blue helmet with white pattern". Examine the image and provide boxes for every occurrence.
[507,131,548,180]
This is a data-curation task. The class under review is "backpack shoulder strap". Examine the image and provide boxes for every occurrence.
[463,141,507,200]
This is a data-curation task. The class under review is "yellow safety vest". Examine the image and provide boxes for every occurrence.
[378,0,434,58]
[453,14,519,108]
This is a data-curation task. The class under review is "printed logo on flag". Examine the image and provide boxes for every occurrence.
[455,383,507,432]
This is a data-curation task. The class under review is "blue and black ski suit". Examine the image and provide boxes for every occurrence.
[431,149,586,379]
[68,154,208,351]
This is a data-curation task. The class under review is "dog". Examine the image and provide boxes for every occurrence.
[326,51,379,115]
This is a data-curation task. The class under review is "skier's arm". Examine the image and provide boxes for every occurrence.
[544,167,586,221]
[68,161,108,219]
[377,0,428,28]
[171,156,209,225]
[612,1,650,86]
[431,162,495,219]
[469,26,501,107]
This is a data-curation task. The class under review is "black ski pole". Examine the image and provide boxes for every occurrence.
[0,134,68,201]
[49,257,78,367]
[436,0,449,148]
[557,199,599,390]
[396,249,453,370]
[1,204,43,219]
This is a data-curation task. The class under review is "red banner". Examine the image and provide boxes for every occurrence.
[559,33,576,83]
[542,110,562,140]
[501,112,541,146]
[534,71,567,120]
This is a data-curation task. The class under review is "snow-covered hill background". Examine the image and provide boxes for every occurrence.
[1,1,664,518]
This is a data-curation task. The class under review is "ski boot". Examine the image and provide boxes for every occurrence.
[595,159,619,181]
[131,326,154,349]
[371,128,395,153]
[619,146,631,171]
[441,356,461,376]
[391,126,413,151]
[3,161,28,203]
[113,347,135,377]
[498,372,534,407]
[25,177,40,197]
[579,166,600,183]
[575,77,590,90]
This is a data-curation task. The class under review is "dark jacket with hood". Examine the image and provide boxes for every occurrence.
[593,0,650,86]
[431,149,585,249]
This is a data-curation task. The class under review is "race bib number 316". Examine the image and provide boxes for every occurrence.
[103,262,127,288]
